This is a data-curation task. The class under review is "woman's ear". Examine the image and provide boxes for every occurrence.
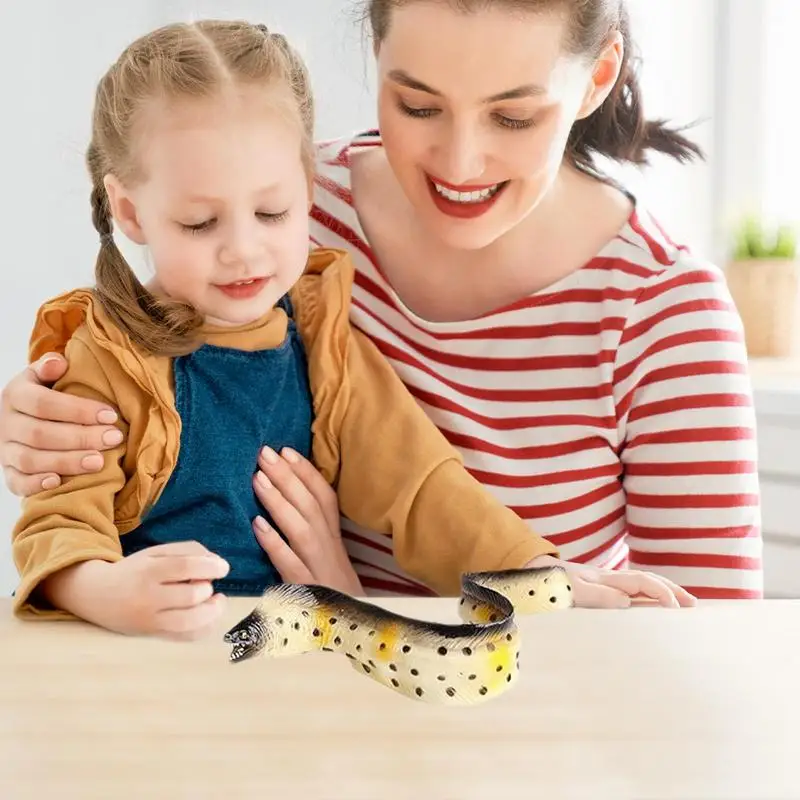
[103,174,147,245]
[576,30,624,120]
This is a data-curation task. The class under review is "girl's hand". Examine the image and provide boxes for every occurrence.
[42,540,231,638]
[526,554,697,609]
[252,446,364,596]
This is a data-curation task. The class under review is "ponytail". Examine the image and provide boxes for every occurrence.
[88,145,203,358]
[567,5,703,170]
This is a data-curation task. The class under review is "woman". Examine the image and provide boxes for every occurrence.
[0,0,762,602]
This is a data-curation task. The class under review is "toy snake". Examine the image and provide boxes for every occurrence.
[224,564,573,706]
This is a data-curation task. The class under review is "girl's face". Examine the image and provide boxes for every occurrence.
[375,3,620,251]
[105,88,311,327]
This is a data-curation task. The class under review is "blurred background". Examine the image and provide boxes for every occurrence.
[0,0,797,597]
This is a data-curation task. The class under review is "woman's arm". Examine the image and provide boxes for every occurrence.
[616,256,763,599]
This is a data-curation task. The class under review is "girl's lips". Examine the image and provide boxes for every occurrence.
[214,277,271,299]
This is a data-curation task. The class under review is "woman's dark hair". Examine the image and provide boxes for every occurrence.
[364,0,703,172]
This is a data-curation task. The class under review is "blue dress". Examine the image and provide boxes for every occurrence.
[120,297,314,595]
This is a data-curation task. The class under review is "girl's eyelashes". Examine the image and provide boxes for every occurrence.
[258,210,290,223]
[396,99,536,130]
[178,210,290,234]
[180,219,215,233]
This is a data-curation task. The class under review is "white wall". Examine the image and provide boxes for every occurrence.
[616,0,719,262]
[0,1,718,596]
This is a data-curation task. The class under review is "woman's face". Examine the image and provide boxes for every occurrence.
[375,2,618,251]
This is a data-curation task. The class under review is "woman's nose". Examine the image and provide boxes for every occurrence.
[439,122,487,185]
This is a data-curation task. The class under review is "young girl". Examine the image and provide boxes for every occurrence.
[12,19,693,637]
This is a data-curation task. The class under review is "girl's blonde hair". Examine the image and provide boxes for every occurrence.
[88,20,315,357]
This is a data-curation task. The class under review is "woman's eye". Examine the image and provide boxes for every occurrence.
[495,115,535,130]
[397,100,439,119]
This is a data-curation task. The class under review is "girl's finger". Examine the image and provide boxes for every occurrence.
[252,515,313,584]
[279,447,340,536]
[155,592,227,635]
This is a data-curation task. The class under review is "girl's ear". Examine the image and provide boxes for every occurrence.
[575,30,624,120]
[103,174,147,245]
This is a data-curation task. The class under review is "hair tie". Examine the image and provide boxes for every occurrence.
[100,232,114,246]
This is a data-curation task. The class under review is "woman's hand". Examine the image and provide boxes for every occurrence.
[252,446,364,596]
[527,554,697,609]
[0,353,121,496]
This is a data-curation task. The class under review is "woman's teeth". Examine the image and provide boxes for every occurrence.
[432,181,503,204]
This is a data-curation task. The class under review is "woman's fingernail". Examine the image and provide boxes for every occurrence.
[41,476,60,490]
[81,454,104,471]
[256,471,272,490]
[102,429,123,446]
[282,447,299,464]
[260,446,278,465]
[254,515,270,532]
[97,409,118,425]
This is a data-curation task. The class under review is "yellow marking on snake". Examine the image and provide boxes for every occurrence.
[224,565,573,706]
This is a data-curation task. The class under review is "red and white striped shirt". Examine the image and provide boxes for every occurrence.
[309,131,763,600]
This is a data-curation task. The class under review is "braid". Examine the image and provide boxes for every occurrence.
[88,144,203,357]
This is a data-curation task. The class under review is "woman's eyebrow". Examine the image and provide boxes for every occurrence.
[387,69,546,102]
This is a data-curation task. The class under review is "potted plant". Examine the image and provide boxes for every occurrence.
[725,216,799,358]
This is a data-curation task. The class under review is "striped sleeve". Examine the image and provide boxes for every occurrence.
[614,255,764,599]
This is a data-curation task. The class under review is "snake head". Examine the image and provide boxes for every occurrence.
[224,608,267,663]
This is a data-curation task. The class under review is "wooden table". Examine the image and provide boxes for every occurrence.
[1,596,799,799]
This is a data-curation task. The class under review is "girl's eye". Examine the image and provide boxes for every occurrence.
[179,210,289,234]
[257,211,289,223]
[181,219,215,233]
[397,100,439,119]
